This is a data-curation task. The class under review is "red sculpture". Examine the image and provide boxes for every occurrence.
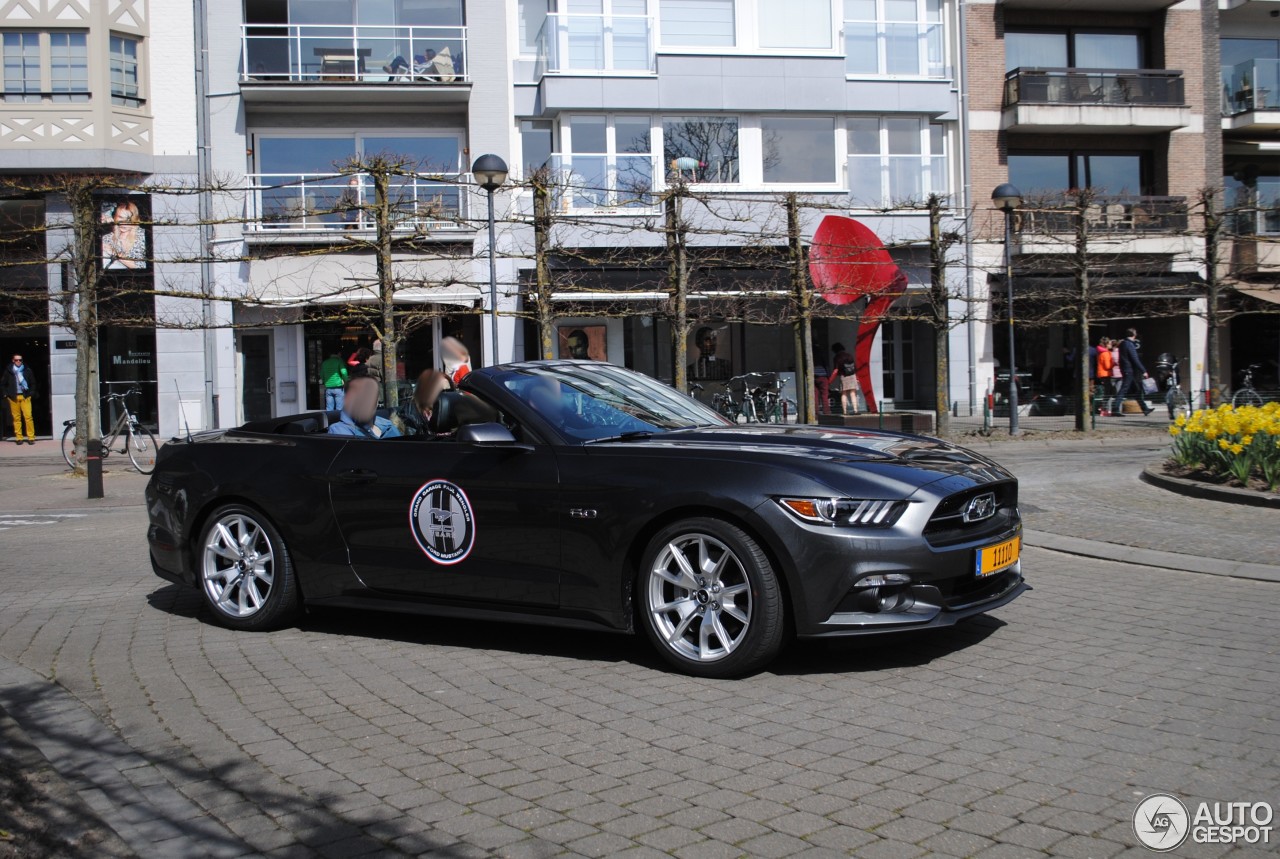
[807,216,908,414]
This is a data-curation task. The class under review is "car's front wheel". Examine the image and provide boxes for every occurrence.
[198,505,299,631]
[639,518,784,678]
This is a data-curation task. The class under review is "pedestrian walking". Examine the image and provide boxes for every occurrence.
[1110,328,1154,417]
[1094,336,1114,414]
[3,354,37,444]
[828,343,860,416]
[320,349,348,411]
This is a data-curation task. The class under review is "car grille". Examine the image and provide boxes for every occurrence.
[934,569,1020,609]
[922,481,1019,548]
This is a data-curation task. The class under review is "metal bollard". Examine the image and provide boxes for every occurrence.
[87,437,104,499]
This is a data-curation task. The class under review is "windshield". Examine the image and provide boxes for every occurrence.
[493,363,728,442]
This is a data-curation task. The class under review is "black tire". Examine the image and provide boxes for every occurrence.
[61,422,77,470]
[196,504,300,632]
[126,424,158,474]
[638,517,785,678]
[1232,389,1263,409]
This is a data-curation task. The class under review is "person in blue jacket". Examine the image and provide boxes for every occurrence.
[1110,328,1154,417]
[328,375,400,438]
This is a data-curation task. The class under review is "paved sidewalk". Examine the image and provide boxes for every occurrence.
[0,438,149,511]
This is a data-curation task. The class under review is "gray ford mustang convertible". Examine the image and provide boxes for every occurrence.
[147,361,1026,678]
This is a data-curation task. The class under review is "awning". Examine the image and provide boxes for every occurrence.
[549,289,791,302]
[990,271,1206,299]
[1238,286,1280,305]
[254,287,479,307]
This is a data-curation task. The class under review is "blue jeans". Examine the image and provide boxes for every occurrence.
[325,387,344,411]
[1111,375,1150,414]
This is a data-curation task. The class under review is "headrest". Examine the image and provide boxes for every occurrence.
[429,391,498,434]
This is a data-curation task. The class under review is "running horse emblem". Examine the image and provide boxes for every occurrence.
[807,216,908,414]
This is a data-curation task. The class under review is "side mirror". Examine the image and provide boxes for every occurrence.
[456,421,520,446]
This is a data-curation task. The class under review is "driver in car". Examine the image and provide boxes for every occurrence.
[328,376,400,439]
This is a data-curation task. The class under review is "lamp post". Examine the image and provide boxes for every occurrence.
[991,183,1023,435]
[471,154,508,367]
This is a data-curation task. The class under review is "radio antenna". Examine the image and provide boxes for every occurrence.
[174,379,192,442]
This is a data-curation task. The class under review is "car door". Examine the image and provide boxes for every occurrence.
[326,436,561,607]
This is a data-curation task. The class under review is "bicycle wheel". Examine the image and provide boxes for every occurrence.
[61,422,78,470]
[126,423,159,474]
[1232,388,1264,409]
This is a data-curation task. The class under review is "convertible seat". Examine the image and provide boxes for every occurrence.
[429,391,498,434]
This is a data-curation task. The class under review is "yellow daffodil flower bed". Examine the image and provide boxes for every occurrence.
[1168,403,1280,490]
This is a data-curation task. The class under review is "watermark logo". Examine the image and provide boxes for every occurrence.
[1134,795,1274,851]
[1134,794,1190,852]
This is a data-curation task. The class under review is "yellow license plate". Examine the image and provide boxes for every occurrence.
[976,534,1021,578]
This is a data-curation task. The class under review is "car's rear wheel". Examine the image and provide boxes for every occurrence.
[639,518,784,678]
[198,505,299,631]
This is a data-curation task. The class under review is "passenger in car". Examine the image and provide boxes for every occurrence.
[395,369,452,437]
[328,376,400,439]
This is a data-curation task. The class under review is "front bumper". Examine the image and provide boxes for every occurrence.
[753,498,1028,637]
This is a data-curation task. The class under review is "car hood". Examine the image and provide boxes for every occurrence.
[596,424,1012,495]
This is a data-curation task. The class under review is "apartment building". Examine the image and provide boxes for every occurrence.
[1220,0,1280,385]
[0,0,221,438]
[510,0,972,413]
[964,0,1220,404]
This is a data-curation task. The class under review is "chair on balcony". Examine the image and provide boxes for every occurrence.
[1084,204,1105,231]
[1105,203,1132,231]
[1066,74,1106,104]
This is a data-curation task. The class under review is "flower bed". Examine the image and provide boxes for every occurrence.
[1168,403,1280,491]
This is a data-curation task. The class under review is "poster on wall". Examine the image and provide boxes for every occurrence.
[100,195,150,271]
[557,324,607,361]
[686,323,733,381]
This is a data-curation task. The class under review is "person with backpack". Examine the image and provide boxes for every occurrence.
[827,343,860,416]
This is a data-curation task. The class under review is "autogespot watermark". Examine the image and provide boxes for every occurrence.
[1133,793,1274,852]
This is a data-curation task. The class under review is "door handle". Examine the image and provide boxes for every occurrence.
[331,468,378,485]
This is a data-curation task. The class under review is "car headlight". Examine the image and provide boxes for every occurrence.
[777,497,907,527]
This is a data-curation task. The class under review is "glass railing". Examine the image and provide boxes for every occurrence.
[1222,58,1280,115]
[240,24,467,84]
[544,154,658,211]
[843,20,947,78]
[1004,68,1185,107]
[1015,196,1188,234]
[246,172,470,232]
[535,13,655,76]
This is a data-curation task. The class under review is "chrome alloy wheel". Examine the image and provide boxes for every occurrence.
[202,512,276,618]
[647,533,752,662]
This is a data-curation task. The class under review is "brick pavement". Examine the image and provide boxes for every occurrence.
[0,496,1277,857]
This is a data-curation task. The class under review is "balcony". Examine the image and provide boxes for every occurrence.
[1222,59,1280,133]
[245,172,472,242]
[998,0,1180,9]
[1002,68,1189,133]
[1016,196,1188,236]
[239,25,469,106]
[535,13,655,76]
[545,154,659,213]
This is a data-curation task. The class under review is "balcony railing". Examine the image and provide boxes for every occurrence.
[1016,196,1188,235]
[240,25,467,84]
[1004,68,1185,107]
[535,13,655,76]
[545,154,659,212]
[246,172,470,233]
[1223,58,1279,115]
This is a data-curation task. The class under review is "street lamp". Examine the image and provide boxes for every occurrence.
[992,183,1023,435]
[472,154,508,367]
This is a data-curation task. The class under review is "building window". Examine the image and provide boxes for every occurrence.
[109,34,140,106]
[520,119,554,177]
[2,32,40,103]
[251,132,465,229]
[844,0,944,77]
[660,0,735,47]
[1008,151,1147,197]
[1005,29,1143,72]
[762,117,836,184]
[518,0,549,55]
[848,117,947,207]
[49,32,87,102]
[663,116,739,183]
[759,0,830,50]
[559,114,654,209]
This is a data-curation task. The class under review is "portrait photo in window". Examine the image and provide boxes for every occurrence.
[558,324,608,362]
[100,196,150,271]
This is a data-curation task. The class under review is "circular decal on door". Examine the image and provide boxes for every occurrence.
[409,480,475,565]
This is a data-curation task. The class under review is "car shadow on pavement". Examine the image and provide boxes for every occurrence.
[147,583,1005,679]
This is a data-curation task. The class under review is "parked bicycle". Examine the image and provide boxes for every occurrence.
[710,373,795,424]
[1231,363,1265,408]
[1154,353,1188,419]
[61,388,158,474]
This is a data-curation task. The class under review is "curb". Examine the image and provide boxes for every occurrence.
[1140,464,1280,509]
[1024,530,1280,584]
